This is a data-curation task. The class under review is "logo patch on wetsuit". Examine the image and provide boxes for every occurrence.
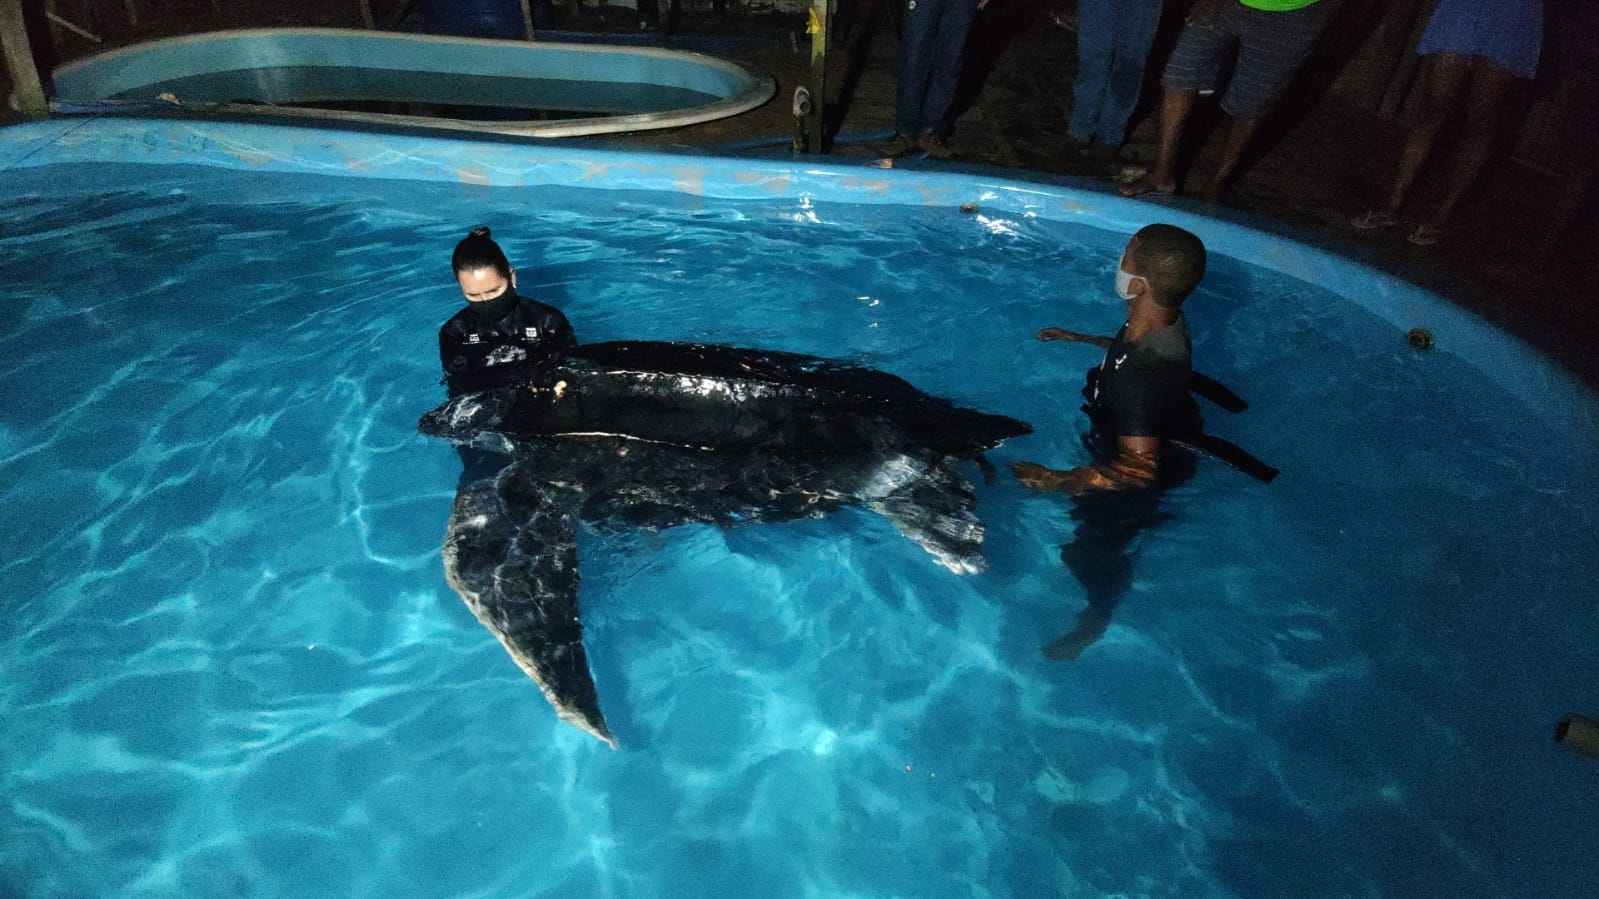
[466,333,483,345]
[524,327,540,340]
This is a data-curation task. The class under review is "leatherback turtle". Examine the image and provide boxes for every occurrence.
[419,341,1030,746]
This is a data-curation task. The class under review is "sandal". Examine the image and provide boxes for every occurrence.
[1407,224,1442,247]
[917,133,954,160]
[1351,209,1398,230]
[880,134,919,158]
[1118,176,1175,199]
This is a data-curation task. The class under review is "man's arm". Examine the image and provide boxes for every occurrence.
[1038,327,1114,349]
[1011,435,1160,495]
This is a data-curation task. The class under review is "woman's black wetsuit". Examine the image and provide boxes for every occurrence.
[438,292,575,397]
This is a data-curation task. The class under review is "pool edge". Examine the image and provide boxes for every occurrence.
[2,116,1593,443]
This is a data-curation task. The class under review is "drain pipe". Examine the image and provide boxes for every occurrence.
[791,86,812,156]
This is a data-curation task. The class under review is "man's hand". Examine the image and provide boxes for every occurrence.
[1011,440,1160,496]
[1039,326,1114,348]
[1010,461,1100,495]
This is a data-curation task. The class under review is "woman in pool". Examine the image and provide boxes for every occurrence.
[439,226,575,397]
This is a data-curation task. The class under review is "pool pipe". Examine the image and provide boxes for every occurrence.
[708,128,897,155]
[1555,714,1599,759]
[791,86,812,156]
[45,11,100,44]
[1,0,48,116]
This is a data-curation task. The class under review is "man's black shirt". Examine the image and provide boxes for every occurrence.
[1083,315,1198,456]
[438,293,575,397]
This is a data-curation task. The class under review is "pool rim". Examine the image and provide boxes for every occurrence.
[0,115,1593,442]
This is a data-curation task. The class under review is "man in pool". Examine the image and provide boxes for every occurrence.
[439,226,575,398]
[1011,223,1207,659]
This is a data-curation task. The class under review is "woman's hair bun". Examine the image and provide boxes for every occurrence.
[453,226,510,276]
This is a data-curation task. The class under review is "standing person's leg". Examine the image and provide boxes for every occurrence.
[1068,0,1117,146]
[20,0,55,94]
[1045,454,1187,661]
[1154,87,1197,182]
[1121,88,1198,195]
[922,0,979,140]
[895,0,944,141]
[1201,115,1263,202]
[1094,0,1164,152]
[1122,9,1232,197]
[1379,53,1472,220]
[637,0,660,29]
[1048,493,1151,660]
[1425,58,1513,232]
[1204,0,1332,203]
[1539,164,1596,264]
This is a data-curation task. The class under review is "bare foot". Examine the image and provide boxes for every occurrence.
[1042,609,1111,660]
[1199,179,1229,204]
[1118,175,1176,199]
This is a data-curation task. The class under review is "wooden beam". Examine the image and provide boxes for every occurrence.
[0,0,49,116]
[807,0,828,153]
[518,0,534,40]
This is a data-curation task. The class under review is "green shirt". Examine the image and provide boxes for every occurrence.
[1240,0,1323,10]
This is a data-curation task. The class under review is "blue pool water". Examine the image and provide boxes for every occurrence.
[2,127,1597,897]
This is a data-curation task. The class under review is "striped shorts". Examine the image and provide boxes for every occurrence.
[1160,0,1332,118]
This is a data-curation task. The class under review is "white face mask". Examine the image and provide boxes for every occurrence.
[1115,265,1141,301]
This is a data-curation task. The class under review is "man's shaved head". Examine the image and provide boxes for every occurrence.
[1130,224,1207,308]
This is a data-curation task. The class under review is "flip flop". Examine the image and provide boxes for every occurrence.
[1407,224,1442,247]
[1351,209,1398,230]
[880,134,919,158]
[1119,176,1175,199]
[917,134,955,160]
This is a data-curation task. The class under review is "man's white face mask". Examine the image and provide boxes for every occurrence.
[1115,265,1142,301]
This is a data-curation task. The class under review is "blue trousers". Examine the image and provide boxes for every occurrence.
[1068,0,1164,147]
[896,0,980,138]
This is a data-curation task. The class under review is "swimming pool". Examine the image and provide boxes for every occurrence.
[1,118,1595,897]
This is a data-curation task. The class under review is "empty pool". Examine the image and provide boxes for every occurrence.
[49,28,776,137]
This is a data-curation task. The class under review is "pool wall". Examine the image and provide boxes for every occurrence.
[2,116,1593,436]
